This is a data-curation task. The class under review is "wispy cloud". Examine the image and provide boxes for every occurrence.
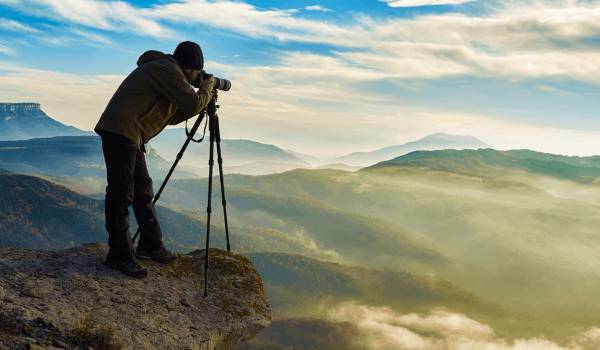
[149,0,349,43]
[0,0,169,37]
[2,1,600,84]
[0,44,13,54]
[0,17,38,33]
[325,302,600,350]
[151,0,600,84]
[305,5,333,12]
[382,0,476,7]
[70,28,111,45]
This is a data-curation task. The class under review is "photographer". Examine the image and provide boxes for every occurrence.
[94,41,215,278]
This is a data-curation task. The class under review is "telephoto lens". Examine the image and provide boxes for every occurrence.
[213,77,231,91]
[196,72,231,91]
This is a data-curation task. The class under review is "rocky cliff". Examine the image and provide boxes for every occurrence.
[0,103,43,116]
[0,243,271,349]
[0,103,90,140]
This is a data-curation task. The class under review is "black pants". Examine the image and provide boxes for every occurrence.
[99,131,163,262]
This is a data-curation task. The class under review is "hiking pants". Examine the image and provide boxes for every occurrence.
[98,130,164,262]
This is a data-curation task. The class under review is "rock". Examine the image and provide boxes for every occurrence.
[0,243,271,350]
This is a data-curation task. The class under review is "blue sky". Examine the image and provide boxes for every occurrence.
[0,0,599,157]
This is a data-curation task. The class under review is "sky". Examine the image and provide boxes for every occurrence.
[0,0,599,157]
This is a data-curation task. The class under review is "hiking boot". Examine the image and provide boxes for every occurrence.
[105,258,147,279]
[136,246,177,264]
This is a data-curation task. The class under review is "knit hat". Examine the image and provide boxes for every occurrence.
[173,41,204,70]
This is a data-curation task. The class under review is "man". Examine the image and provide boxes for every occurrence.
[94,41,215,278]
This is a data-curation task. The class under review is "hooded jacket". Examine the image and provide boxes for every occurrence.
[94,50,212,147]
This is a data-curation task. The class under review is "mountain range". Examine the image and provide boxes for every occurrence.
[369,148,600,183]
[1,102,499,173]
[0,135,198,180]
[0,103,91,140]
[4,144,600,345]
[149,128,309,176]
[331,133,491,166]
[0,169,510,350]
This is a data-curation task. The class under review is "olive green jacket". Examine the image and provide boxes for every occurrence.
[94,50,212,147]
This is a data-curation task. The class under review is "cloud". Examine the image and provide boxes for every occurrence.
[151,0,600,83]
[305,5,333,12]
[0,44,13,54]
[0,0,169,37]
[0,62,123,130]
[70,28,111,44]
[149,0,351,44]
[325,302,600,350]
[35,28,112,47]
[2,0,600,83]
[382,0,476,7]
[2,1,600,157]
[1,57,599,159]
[0,18,38,32]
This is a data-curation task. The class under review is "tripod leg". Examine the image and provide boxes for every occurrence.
[204,117,216,297]
[132,112,206,245]
[214,117,231,252]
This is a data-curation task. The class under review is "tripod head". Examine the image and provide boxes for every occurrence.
[206,90,219,118]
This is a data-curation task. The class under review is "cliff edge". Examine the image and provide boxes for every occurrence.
[0,243,271,350]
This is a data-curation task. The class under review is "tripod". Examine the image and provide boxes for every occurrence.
[132,91,231,297]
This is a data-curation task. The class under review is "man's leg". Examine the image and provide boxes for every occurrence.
[101,132,137,261]
[132,148,163,250]
[100,132,147,278]
[133,148,176,263]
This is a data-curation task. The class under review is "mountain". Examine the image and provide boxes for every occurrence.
[149,128,308,175]
[0,103,91,140]
[161,177,448,272]
[0,171,105,248]
[0,170,346,256]
[368,148,600,183]
[316,163,361,171]
[239,252,506,350]
[181,161,308,177]
[155,158,600,340]
[284,148,323,165]
[0,135,196,180]
[331,133,490,166]
[248,252,491,315]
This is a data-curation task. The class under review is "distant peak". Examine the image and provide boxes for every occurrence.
[0,102,41,111]
[419,133,478,140]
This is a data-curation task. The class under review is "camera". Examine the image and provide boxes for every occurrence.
[193,71,231,91]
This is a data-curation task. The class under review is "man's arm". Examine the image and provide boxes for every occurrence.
[168,85,213,125]
[146,62,214,118]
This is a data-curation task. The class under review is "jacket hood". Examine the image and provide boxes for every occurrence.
[136,50,177,67]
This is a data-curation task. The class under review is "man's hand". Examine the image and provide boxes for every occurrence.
[199,74,215,91]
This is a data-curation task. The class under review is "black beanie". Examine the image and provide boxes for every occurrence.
[173,41,204,70]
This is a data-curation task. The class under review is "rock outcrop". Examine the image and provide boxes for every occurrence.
[0,103,43,116]
[0,243,271,349]
[0,102,90,140]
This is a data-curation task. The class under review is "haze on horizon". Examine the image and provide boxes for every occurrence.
[0,0,599,157]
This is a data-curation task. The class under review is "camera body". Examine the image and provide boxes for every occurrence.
[193,71,231,91]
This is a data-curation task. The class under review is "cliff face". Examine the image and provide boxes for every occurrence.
[0,103,43,117]
[0,102,90,140]
[0,243,271,349]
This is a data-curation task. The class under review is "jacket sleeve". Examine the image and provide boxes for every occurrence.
[146,62,212,119]
[168,88,212,125]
